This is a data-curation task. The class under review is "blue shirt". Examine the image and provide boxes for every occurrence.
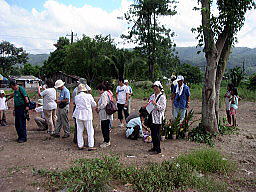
[126,117,143,138]
[173,84,190,109]
[59,87,70,103]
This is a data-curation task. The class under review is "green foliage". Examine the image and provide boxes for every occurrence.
[177,63,203,84]
[37,149,234,192]
[189,123,216,147]
[228,66,245,87]
[21,63,42,77]
[218,118,239,135]
[0,41,28,76]
[248,73,256,90]
[123,0,177,78]
[175,148,236,174]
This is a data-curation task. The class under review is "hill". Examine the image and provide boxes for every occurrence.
[176,47,256,74]
[28,54,49,66]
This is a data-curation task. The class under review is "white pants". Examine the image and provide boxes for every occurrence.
[76,119,94,148]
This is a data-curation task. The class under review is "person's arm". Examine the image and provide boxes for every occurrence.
[154,95,166,112]
[90,95,97,108]
[98,94,108,110]
[6,93,14,101]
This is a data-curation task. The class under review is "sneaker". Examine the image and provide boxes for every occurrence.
[62,134,70,138]
[100,142,111,148]
[78,147,84,150]
[148,148,156,152]
[88,147,97,151]
[150,151,161,155]
[17,139,27,143]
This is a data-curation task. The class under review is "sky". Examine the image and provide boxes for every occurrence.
[1,0,256,54]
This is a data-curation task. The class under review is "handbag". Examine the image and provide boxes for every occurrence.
[19,87,36,110]
[105,94,118,115]
[59,102,68,109]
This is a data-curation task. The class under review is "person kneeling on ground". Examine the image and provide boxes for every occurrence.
[126,112,147,140]
[34,99,48,131]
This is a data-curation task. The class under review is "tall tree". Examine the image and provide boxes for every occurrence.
[0,41,28,75]
[194,0,255,132]
[123,0,177,79]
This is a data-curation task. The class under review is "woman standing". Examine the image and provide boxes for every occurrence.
[72,84,97,150]
[96,84,113,148]
[147,81,166,155]
[38,80,57,135]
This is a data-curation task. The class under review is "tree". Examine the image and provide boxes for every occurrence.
[42,37,70,76]
[228,66,245,87]
[177,63,203,84]
[0,41,28,75]
[22,63,42,77]
[123,0,177,79]
[194,0,255,132]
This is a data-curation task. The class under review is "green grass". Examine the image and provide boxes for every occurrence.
[35,149,234,192]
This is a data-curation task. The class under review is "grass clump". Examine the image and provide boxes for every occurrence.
[36,149,235,192]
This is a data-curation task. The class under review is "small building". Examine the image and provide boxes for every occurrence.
[0,74,9,88]
[12,75,42,89]
[44,71,80,88]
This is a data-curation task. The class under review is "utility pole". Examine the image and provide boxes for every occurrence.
[66,30,77,44]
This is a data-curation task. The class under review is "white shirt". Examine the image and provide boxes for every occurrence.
[149,93,166,124]
[225,91,231,110]
[0,97,7,110]
[40,88,57,110]
[98,91,113,121]
[72,92,96,121]
[35,106,45,118]
[72,85,92,104]
[116,85,128,104]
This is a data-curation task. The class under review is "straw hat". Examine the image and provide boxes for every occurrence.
[78,84,87,93]
[54,80,65,88]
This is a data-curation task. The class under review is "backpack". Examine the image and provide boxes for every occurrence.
[19,87,36,110]
[105,94,118,115]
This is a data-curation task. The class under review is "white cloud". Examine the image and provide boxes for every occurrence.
[0,0,255,54]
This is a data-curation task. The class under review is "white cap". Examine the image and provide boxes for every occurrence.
[176,75,184,81]
[37,99,43,106]
[78,84,87,93]
[54,80,65,88]
[0,90,5,94]
[153,81,163,89]
[124,79,128,83]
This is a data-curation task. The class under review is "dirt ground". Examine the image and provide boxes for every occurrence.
[0,98,255,192]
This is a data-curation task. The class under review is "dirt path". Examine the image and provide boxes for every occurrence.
[0,99,255,192]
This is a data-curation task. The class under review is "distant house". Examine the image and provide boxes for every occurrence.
[44,71,80,87]
[0,74,9,88]
[11,75,42,89]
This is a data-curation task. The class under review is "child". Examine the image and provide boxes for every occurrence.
[229,88,239,127]
[0,90,7,126]
[224,84,233,125]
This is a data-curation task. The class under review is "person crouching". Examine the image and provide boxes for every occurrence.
[72,84,97,150]
[126,112,147,140]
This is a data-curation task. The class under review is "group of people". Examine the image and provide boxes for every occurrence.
[1,75,191,155]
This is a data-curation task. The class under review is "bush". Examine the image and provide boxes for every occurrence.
[36,149,235,192]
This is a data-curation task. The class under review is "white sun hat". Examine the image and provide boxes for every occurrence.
[54,80,65,88]
[124,79,129,83]
[37,99,44,106]
[176,75,184,81]
[153,81,163,89]
[78,84,88,93]
[0,90,5,94]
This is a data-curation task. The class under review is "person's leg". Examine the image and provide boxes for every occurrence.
[180,109,187,122]
[73,106,77,143]
[52,109,57,130]
[85,120,94,148]
[150,124,157,151]
[16,109,27,142]
[54,108,62,135]
[117,103,124,125]
[2,111,7,125]
[44,110,53,132]
[173,106,178,119]
[62,106,70,136]
[101,120,110,143]
[150,124,161,153]
[123,105,129,119]
[15,109,22,140]
[0,110,3,125]
[226,110,231,125]
[34,117,47,130]
[129,125,140,140]
[128,98,132,114]
[76,119,85,148]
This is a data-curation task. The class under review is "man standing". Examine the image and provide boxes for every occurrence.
[52,80,71,138]
[72,78,91,143]
[171,75,190,122]
[116,78,129,128]
[7,81,29,143]
[124,80,133,114]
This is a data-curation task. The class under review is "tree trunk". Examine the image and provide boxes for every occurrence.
[215,43,231,124]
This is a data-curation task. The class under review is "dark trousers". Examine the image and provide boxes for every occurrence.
[150,123,161,153]
[15,107,27,141]
[101,120,110,143]
[117,103,129,120]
